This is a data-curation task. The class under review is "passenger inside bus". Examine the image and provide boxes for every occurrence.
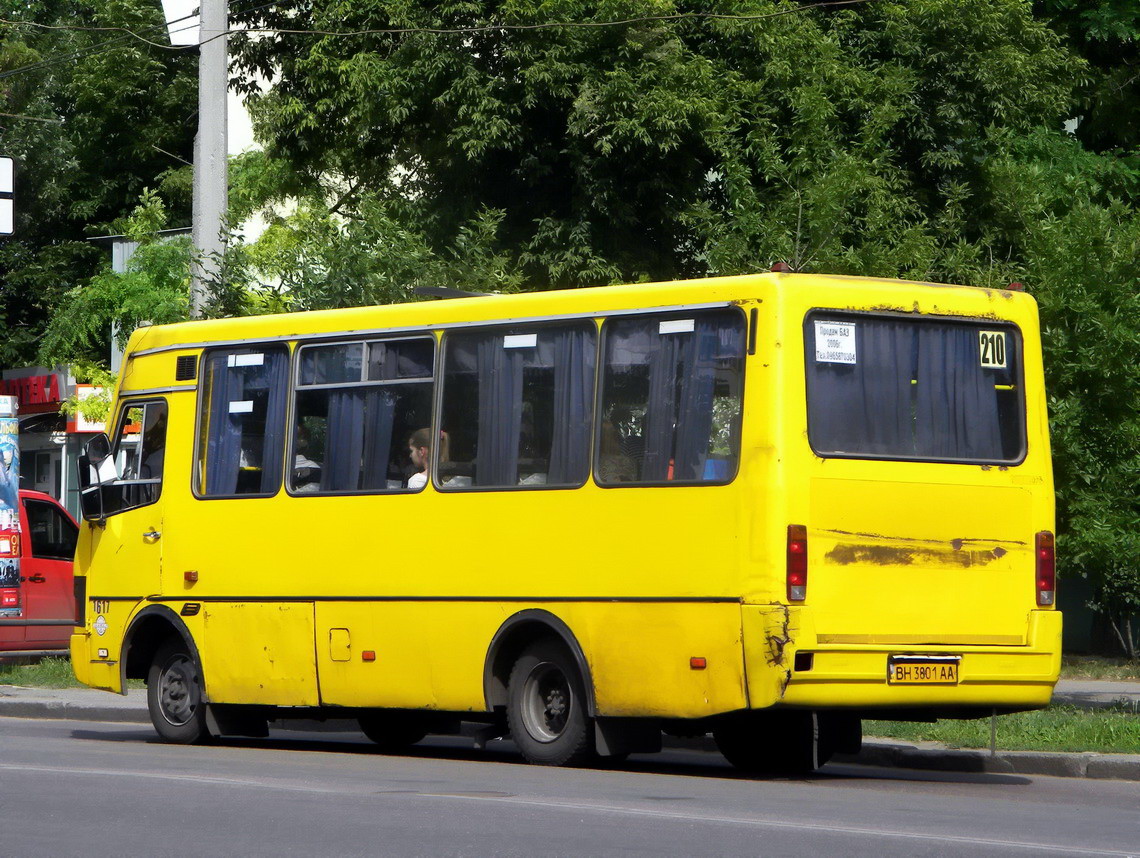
[292,422,322,493]
[407,428,449,489]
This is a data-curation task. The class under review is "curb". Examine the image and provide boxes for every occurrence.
[0,698,149,724]
[3,696,1138,782]
[837,741,1140,781]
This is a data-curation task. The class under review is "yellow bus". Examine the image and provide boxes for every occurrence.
[70,272,1060,772]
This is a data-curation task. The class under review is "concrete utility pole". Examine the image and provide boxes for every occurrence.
[190,0,229,318]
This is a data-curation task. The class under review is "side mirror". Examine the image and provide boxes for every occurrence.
[81,434,118,486]
[78,435,115,524]
[77,464,104,523]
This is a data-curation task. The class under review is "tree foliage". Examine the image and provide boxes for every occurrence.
[220,151,523,310]
[0,0,196,364]
[1035,0,1140,152]
[37,190,190,366]
[231,0,1076,287]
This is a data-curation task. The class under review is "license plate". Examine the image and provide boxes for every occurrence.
[887,656,960,685]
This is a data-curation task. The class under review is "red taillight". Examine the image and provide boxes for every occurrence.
[0,588,18,609]
[1036,531,1055,606]
[787,524,807,601]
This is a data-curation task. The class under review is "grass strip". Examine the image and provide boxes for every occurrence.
[1060,655,1140,681]
[868,703,1140,755]
[0,656,82,688]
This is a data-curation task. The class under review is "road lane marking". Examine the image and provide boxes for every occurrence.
[416,792,1139,856]
[0,762,349,795]
[2,762,1134,856]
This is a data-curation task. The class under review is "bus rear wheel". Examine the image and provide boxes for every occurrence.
[147,640,208,744]
[713,711,829,775]
[507,641,594,766]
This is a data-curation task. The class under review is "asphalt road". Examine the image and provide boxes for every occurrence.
[3,717,1138,858]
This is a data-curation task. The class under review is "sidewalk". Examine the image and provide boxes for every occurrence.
[1,680,1137,781]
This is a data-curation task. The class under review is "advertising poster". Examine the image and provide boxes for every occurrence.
[0,395,18,618]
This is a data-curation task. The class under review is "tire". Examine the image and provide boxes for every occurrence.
[713,711,829,775]
[147,639,209,744]
[358,712,427,753]
[507,640,594,766]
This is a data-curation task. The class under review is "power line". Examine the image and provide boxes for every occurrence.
[0,0,279,82]
[3,0,874,59]
[0,10,200,52]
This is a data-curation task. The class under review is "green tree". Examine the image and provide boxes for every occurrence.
[38,189,191,367]
[231,0,1076,288]
[972,130,1140,656]
[1035,0,1140,152]
[221,151,524,311]
[0,0,196,365]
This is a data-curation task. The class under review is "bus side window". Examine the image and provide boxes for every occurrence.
[597,310,745,485]
[289,337,434,494]
[197,346,289,497]
[439,323,596,490]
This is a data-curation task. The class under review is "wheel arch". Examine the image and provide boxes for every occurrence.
[483,609,597,717]
[121,605,205,698]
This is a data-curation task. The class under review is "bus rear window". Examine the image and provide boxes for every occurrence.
[804,313,1025,464]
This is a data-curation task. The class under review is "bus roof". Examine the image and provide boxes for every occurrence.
[124,272,1034,357]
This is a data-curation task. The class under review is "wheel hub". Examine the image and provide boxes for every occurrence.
[159,656,198,726]
[521,661,573,743]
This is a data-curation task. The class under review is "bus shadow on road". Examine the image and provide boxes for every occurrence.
[67,727,1033,787]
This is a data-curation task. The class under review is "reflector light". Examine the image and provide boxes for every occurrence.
[1008,282,1025,292]
[787,524,808,601]
[690,657,707,670]
[184,570,199,583]
[362,651,376,662]
[1,588,18,608]
[1036,531,1056,606]
[771,262,793,273]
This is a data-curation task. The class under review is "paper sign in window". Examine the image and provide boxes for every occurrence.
[228,400,254,414]
[658,319,695,335]
[503,334,538,349]
[228,353,265,368]
[814,321,857,364]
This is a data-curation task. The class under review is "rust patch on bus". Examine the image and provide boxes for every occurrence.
[826,543,1004,567]
[822,530,1023,568]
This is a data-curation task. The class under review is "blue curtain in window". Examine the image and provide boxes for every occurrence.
[205,356,245,495]
[915,325,1002,460]
[548,327,594,485]
[322,391,365,491]
[203,349,287,495]
[257,353,288,491]
[672,319,734,480]
[807,321,914,456]
[641,328,681,481]
[476,336,524,486]
[362,390,397,490]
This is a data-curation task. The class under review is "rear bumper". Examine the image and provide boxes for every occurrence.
[745,607,1061,712]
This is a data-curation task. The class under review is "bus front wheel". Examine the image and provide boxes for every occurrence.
[507,641,594,766]
[147,640,208,744]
